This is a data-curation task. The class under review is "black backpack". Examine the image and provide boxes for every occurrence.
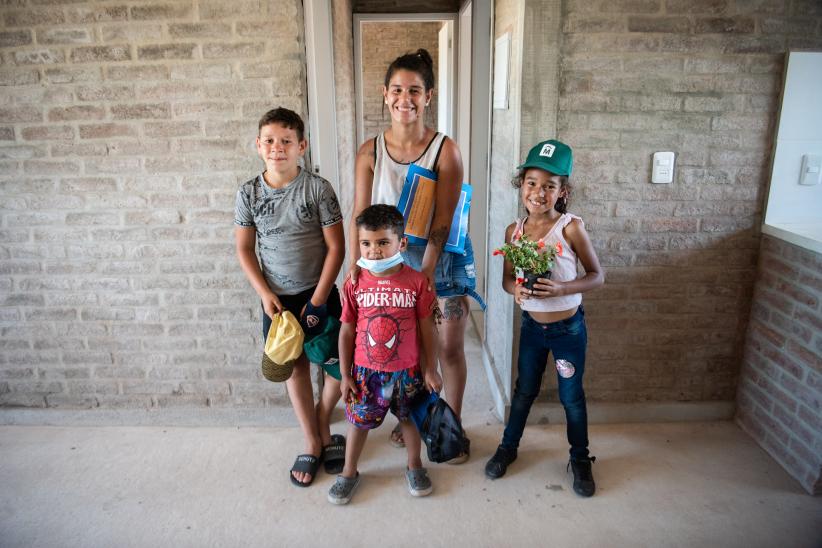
[420,397,470,463]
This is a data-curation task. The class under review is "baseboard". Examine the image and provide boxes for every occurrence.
[0,400,737,428]
[526,400,737,425]
[0,407,298,427]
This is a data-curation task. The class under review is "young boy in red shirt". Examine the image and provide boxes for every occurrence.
[328,204,442,505]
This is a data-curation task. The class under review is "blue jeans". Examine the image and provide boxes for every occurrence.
[501,307,589,460]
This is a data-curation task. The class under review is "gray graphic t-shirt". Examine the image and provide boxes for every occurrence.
[234,168,342,295]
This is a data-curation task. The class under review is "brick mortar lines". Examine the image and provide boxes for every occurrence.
[736,235,822,494]
[3,2,822,410]
[552,5,822,403]
[1,0,303,409]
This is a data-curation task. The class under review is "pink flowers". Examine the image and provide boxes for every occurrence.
[556,242,563,256]
[493,249,504,256]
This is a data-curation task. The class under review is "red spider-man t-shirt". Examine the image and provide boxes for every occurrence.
[341,264,436,372]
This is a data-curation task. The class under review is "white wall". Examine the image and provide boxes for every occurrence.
[765,52,822,226]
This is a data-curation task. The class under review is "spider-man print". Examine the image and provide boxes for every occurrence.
[365,313,400,367]
[357,306,416,369]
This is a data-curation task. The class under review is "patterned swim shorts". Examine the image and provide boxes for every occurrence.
[345,364,425,430]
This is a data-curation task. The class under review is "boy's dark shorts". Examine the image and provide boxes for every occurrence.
[262,285,342,376]
[345,365,425,430]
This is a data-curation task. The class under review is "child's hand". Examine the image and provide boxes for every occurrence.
[340,375,358,402]
[424,370,443,394]
[262,292,283,318]
[514,283,531,306]
[531,278,565,299]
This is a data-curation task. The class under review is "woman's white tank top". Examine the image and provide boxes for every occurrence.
[513,213,584,312]
[371,131,447,206]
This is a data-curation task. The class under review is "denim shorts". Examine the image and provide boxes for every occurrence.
[402,234,486,309]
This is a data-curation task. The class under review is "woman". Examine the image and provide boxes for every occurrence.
[347,49,485,462]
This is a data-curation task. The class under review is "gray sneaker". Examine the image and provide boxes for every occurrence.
[328,473,360,505]
[406,467,433,497]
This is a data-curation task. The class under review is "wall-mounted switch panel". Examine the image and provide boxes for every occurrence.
[799,154,820,186]
[651,151,675,184]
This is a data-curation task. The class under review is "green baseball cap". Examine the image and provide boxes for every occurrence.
[517,139,573,177]
[304,316,341,380]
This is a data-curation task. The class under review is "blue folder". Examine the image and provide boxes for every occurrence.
[396,163,472,254]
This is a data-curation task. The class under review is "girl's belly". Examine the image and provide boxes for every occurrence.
[524,306,577,324]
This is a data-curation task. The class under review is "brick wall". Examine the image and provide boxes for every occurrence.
[736,235,821,495]
[549,0,822,404]
[359,21,440,141]
[0,0,307,409]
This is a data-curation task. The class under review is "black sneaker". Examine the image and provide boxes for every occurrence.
[484,445,517,479]
[568,456,596,497]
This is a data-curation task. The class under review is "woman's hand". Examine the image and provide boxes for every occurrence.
[422,267,436,294]
[345,263,361,287]
[424,369,443,393]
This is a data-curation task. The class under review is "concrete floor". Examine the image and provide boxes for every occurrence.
[1,327,821,547]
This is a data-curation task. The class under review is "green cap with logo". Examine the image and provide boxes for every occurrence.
[303,316,342,381]
[517,139,573,177]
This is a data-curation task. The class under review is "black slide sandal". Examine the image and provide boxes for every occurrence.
[323,434,346,475]
[290,454,321,487]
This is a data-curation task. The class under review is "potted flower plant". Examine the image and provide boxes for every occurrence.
[493,234,562,290]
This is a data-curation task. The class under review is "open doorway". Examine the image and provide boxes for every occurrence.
[353,14,458,145]
[305,0,492,325]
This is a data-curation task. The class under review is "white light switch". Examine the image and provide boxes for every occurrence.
[651,151,675,184]
[799,154,821,186]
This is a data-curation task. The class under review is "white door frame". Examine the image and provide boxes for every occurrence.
[303,0,340,191]
[464,0,493,316]
[305,1,493,317]
[456,2,472,172]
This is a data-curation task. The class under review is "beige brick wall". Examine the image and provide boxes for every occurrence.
[3,0,822,420]
[360,21,440,141]
[736,235,821,495]
[0,0,307,409]
[552,0,822,404]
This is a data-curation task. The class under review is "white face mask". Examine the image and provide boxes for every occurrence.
[356,251,404,273]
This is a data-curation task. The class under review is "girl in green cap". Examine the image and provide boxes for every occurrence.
[485,139,605,497]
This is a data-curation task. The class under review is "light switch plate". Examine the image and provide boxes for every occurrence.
[651,151,675,184]
[799,154,820,186]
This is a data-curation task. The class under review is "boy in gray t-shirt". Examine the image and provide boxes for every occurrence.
[234,107,346,487]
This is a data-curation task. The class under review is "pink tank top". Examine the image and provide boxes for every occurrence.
[512,213,583,312]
